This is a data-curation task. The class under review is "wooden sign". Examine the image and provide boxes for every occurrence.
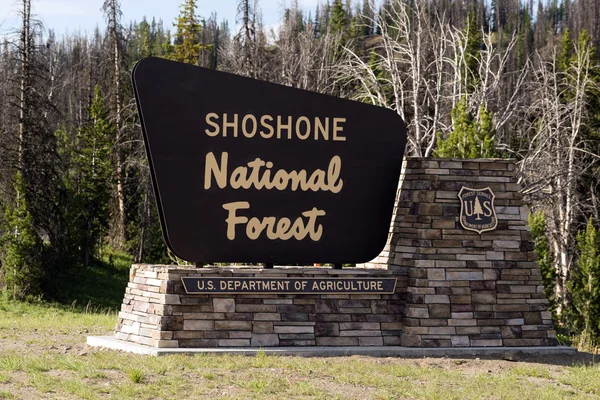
[181,277,397,294]
[132,57,407,264]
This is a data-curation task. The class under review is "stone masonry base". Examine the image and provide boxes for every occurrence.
[113,158,557,349]
[115,265,404,348]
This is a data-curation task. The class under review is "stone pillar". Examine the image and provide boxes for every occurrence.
[395,158,556,347]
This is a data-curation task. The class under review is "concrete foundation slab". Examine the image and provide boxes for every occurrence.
[88,336,577,358]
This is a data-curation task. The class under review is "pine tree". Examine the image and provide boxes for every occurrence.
[0,172,43,300]
[529,212,558,322]
[516,4,533,69]
[330,0,347,36]
[313,5,321,38]
[152,19,170,57]
[75,86,114,267]
[135,18,151,58]
[464,11,483,93]
[557,29,573,72]
[434,99,497,159]
[172,0,202,65]
[568,219,600,339]
[490,0,498,32]
[1,0,64,297]
[358,48,390,105]
[360,0,373,37]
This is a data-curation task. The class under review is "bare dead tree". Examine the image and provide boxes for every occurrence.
[339,0,527,157]
[519,40,599,315]
[103,0,127,248]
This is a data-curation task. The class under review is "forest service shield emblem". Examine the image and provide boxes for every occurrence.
[458,187,498,234]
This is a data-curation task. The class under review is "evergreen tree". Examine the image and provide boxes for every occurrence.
[2,0,65,297]
[530,212,558,322]
[313,5,321,38]
[75,86,113,267]
[129,18,170,60]
[162,30,174,57]
[135,18,152,58]
[490,0,498,32]
[568,219,600,339]
[358,48,391,105]
[516,4,533,69]
[320,1,331,34]
[360,0,374,37]
[0,173,43,300]
[152,19,170,57]
[464,11,483,93]
[434,99,497,158]
[172,0,202,65]
[557,29,573,72]
[330,0,347,36]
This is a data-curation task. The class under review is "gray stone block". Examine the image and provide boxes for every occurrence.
[218,339,250,347]
[315,322,340,337]
[359,336,384,346]
[183,320,213,331]
[213,298,235,313]
[215,321,252,331]
[252,322,274,333]
[274,325,314,334]
[251,334,279,347]
[253,313,281,321]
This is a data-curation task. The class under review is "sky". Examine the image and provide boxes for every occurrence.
[0,0,323,38]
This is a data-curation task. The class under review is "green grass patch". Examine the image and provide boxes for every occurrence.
[511,365,552,379]
[0,299,116,336]
[560,364,600,395]
[128,368,145,384]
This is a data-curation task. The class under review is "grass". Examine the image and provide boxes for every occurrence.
[52,248,132,312]
[1,305,597,400]
[128,369,145,384]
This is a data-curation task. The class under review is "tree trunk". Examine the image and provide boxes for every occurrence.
[18,0,31,177]
[106,0,126,248]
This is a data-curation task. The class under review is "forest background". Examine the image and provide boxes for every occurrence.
[0,0,598,347]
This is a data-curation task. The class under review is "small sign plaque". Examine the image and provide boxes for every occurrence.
[458,186,498,234]
[181,277,397,294]
[132,58,407,264]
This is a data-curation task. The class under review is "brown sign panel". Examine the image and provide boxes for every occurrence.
[132,57,407,264]
[458,187,498,234]
[181,277,397,294]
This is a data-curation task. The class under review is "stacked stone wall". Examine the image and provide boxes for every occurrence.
[115,266,406,348]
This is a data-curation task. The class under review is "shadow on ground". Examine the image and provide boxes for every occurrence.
[54,251,131,311]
